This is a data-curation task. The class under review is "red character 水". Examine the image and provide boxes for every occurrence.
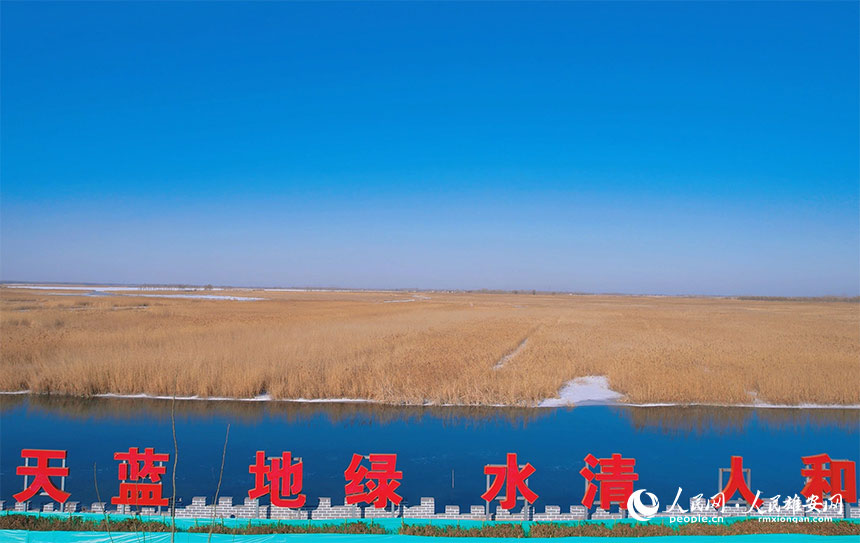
[482,453,538,510]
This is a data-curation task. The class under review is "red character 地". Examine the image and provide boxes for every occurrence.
[711,456,763,509]
[801,454,857,506]
[581,453,638,509]
[482,453,538,510]
[248,451,306,508]
[112,447,170,507]
[14,449,70,504]
[344,453,403,508]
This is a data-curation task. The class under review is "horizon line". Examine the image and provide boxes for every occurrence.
[2,280,858,301]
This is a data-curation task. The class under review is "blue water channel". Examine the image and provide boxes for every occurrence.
[1,395,857,513]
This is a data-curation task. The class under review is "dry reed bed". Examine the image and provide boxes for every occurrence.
[1,288,858,406]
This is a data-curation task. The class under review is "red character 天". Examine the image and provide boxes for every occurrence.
[13,449,70,504]
[112,447,170,507]
[580,453,638,509]
[344,453,403,508]
[801,454,857,506]
[482,453,538,510]
[711,456,763,509]
[248,451,306,508]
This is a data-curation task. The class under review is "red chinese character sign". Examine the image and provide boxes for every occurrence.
[14,449,70,504]
[711,456,763,509]
[11,444,860,514]
[482,453,538,510]
[581,453,638,509]
[112,447,169,507]
[344,453,403,508]
[801,454,857,506]
[249,451,306,508]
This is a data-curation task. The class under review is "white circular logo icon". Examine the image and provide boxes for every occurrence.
[627,489,660,521]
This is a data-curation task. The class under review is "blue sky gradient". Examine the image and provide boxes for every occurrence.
[2,1,858,295]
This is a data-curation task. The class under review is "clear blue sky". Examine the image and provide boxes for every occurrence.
[2,1,858,295]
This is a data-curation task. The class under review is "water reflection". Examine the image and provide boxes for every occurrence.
[619,405,860,435]
[3,394,857,433]
[2,394,857,510]
[0,394,546,428]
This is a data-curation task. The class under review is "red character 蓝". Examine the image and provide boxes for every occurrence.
[344,453,402,508]
[14,449,70,504]
[112,447,170,507]
[482,453,538,510]
[801,454,857,506]
[580,453,638,510]
[248,451,306,508]
[711,456,763,509]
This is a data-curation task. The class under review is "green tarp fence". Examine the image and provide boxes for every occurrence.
[5,512,858,531]
[2,532,860,543]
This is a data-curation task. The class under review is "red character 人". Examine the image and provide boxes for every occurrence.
[711,456,763,509]
[13,449,70,504]
[482,453,538,510]
[580,453,638,509]
[344,453,402,508]
[801,454,857,506]
[248,451,306,508]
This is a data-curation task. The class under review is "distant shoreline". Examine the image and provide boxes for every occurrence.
[2,283,857,302]
[3,390,859,410]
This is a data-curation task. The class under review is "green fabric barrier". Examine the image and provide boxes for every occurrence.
[2,511,858,532]
[2,531,860,542]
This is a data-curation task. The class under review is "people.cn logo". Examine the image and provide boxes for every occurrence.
[627,489,660,521]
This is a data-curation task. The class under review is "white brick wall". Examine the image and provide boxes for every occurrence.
[14,496,830,521]
[403,497,434,518]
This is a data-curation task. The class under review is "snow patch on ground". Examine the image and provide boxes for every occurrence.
[7,288,262,301]
[4,285,225,292]
[538,375,624,406]
[264,288,340,292]
[132,294,263,301]
[264,288,389,293]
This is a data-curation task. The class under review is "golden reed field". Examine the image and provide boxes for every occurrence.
[1,287,858,406]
